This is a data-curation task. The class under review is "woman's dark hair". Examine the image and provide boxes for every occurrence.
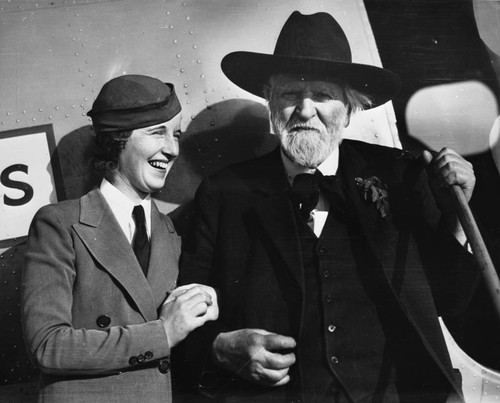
[93,129,133,176]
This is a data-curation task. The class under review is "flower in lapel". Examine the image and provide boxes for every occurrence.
[355,176,390,218]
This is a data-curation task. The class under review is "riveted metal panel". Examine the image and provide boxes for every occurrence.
[0,1,398,397]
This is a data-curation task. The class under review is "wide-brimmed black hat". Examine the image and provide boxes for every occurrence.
[221,11,400,108]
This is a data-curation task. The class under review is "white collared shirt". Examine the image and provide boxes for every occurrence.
[282,148,339,237]
[99,178,152,243]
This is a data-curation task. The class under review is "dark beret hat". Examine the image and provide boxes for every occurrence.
[87,74,181,134]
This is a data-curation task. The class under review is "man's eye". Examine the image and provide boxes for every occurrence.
[281,92,298,100]
[315,93,334,101]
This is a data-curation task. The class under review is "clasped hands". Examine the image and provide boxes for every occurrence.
[159,283,219,348]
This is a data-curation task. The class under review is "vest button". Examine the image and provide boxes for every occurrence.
[322,269,330,278]
[327,324,336,333]
[330,356,339,365]
[318,245,327,253]
[325,294,333,303]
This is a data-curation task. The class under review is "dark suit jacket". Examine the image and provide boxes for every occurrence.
[22,188,180,402]
[176,140,482,402]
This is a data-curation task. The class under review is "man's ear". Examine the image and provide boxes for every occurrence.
[344,108,351,128]
[262,84,272,101]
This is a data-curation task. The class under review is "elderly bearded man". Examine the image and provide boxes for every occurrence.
[174,11,495,403]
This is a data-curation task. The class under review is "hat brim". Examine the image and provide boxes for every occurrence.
[221,51,401,108]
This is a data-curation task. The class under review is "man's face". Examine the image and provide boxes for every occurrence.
[268,74,349,168]
[112,113,181,201]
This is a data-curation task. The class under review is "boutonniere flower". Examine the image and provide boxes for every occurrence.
[355,176,390,218]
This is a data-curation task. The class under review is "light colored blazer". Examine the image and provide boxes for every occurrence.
[22,188,180,402]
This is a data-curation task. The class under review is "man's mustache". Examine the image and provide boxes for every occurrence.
[286,123,323,133]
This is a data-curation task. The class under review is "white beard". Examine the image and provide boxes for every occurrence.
[270,108,347,168]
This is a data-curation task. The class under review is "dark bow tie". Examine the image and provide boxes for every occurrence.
[289,171,345,221]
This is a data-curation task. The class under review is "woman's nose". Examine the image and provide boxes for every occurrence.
[161,135,179,158]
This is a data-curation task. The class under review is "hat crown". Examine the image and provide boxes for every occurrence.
[87,74,181,133]
[274,11,351,63]
[92,74,170,112]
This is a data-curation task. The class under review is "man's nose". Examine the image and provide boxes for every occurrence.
[294,97,316,120]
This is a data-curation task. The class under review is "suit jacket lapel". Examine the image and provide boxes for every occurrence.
[147,202,180,307]
[340,142,399,279]
[340,142,434,303]
[254,195,305,291]
[250,149,305,290]
[341,142,417,311]
[73,189,158,322]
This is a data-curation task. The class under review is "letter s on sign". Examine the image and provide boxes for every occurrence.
[1,164,34,206]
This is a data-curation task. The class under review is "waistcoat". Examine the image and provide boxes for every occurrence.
[296,195,403,402]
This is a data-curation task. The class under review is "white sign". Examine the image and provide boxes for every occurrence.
[0,125,62,244]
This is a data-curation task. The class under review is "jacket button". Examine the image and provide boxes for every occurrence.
[96,315,111,328]
[322,269,330,278]
[327,324,337,333]
[330,356,339,365]
[137,354,145,363]
[318,245,327,253]
[158,359,171,374]
[129,356,138,366]
[144,351,153,360]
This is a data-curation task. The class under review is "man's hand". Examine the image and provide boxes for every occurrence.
[422,147,475,243]
[212,329,296,387]
[422,148,475,203]
[160,284,219,348]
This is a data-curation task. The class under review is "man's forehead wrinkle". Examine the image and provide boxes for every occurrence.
[274,72,341,82]
[273,79,341,94]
